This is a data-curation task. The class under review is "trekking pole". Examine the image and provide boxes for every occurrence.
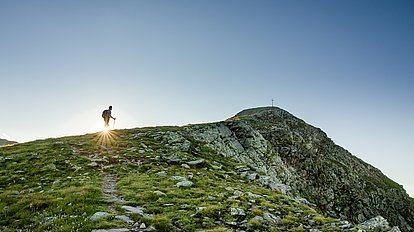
[113,118,116,129]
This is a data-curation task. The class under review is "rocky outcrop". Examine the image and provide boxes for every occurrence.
[159,107,414,231]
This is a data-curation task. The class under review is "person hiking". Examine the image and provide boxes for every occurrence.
[102,106,116,128]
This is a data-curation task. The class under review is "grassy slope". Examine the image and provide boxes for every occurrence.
[0,127,356,231]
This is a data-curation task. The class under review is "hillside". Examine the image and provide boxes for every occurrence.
[0,107,412,231]
[0,138,17,146]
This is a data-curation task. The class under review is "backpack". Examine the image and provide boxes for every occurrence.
[102,110,109,118]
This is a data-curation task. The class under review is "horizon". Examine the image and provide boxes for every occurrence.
[1,0,413,197]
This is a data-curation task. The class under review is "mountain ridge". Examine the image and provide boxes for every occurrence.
[231,107,414,228]
[0,106,412,231]
[0,138,17,146]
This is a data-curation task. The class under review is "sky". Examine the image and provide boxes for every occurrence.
[1,0,413,196]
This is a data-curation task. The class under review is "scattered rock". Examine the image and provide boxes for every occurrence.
[233,190,244,196]
[228,195,239,200]
[187,159,205,166]
[253,216,263,221]
[297,197,316,207]
[389,226,402,232]
[246,192,262,199]
[91,229,129,232]
[263,212,282,225]
[153,190,167,196]
[170,176,187,182]
[90,212,110,221]
[156,171,167,176]
[258,176,291,194]
[115,215,134,224]
[225,221,238,226]
[176,180,193,188]
[181,164,190,169]
[230,208,246,216]
[88,161,98,167]
[41,216,56,224]
[166,155,183,164]
[211,164,222,170]
[127,147,137,152]
[235,166,250,171]
[208,196,215,200]
[247,172,257,181]
[309,229,321,232]
[52,180,61,185]
[359,216,389,230]
[122,206,145,216]
[240,171,249,178]
[338,222,352,230]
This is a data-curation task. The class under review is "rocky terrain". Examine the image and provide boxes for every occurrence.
[0,107,412,231]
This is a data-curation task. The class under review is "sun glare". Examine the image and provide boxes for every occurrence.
[94,127,118,148]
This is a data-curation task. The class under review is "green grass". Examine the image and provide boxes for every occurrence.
[0,127,344,231]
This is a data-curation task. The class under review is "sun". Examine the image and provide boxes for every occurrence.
[94,126,118,148]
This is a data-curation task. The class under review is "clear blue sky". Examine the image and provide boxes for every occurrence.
[1,0,413,196]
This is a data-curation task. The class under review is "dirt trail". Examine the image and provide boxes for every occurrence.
[102,172,124,210]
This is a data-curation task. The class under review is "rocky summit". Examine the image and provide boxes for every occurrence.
[0,107,413,231]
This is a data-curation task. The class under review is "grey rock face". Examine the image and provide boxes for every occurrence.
[183,121,295,188]
[179,107,414,231]
[359,216,390,230]
[159,131,191,152]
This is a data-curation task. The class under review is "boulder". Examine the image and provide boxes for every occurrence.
[115,215,134,224]
[170,176,187,182]
[263,212,282,225]
[122,206,145,216]
[230,208,246,216]
[176,180,193,188]
[359,216,389,230]
[187,159,205,167]
[155,171,167,177]
[90,212,109,221]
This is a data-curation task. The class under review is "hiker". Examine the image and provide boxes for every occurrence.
[102,106,116,128]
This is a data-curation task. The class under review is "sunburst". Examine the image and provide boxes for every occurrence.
[94,128,119,148]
